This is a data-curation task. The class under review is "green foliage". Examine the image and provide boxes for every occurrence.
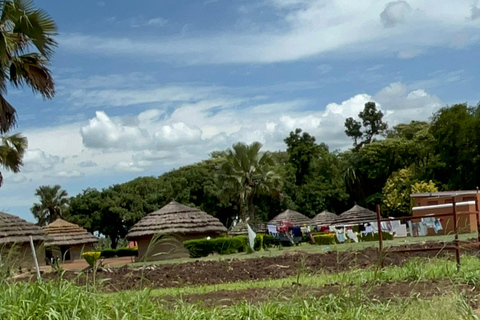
[382,167,416,217]
[31,185,69,226]
[345,101,387,149]
[359,232,394,242]
[312,233,336,245]
[411,180,438,194]
[100,247,138,258]
[183,237,248,258]
[0,134,27,187]
[218,141,282,221]
[81,251,101,268]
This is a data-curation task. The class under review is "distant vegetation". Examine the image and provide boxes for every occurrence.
[37,101,477,247]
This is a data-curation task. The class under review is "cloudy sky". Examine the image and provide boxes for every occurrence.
[2,0,479,221]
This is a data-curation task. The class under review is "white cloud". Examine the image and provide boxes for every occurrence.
[380,1,412,28]
[146,17,167,27]
[59,1,480,64]
[22,149,63,173]
[51,170,85,179]
[80,111,150,150]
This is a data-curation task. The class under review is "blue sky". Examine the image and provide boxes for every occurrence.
[2,0,480,222]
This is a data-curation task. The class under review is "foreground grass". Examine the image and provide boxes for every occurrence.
[4,255,480,319]
[0,279,477,320]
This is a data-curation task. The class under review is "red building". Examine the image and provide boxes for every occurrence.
[410,190,479,235]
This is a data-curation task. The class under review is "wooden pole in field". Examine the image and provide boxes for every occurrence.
[29,236,41,281]
[376,204,384,268]
[476,187,480,250]
[452,197,460,269]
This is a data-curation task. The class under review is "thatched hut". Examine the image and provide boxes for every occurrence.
[228,219,267,236]
[312,210,338,226]
[268,209,312,227]
[43,219,98,261]
[334,205,376,225]
[0,212,47,269]
[126,201,227,261]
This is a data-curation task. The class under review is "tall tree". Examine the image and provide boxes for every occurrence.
[0,0,57,133]
[284,128,322,186]
[31,185,68,226]
[345,101,387,149]
[218,141,282,221]
[0,133,26,186]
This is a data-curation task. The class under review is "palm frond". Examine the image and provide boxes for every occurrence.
[0,94,15,133]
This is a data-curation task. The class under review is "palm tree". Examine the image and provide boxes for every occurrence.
[219,141,282,221]
[31,185,69,226]
[0,132,26,186]
[0,0,57,133]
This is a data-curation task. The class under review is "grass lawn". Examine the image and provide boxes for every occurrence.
[128,232,478,267]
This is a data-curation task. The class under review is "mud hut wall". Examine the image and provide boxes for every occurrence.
[1,242,45,270]
[69,244,95,261]
[135,236,190,262]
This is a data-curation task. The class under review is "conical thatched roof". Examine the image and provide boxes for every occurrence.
[312,210,338,226]
[126,201,227,239]
[0,212,47,244]
[228,219,267,235]
[43,218,98,247]
[268,209,312,226]
[334,205,376,225]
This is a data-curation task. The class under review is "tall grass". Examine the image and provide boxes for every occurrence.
[0,279,477,320]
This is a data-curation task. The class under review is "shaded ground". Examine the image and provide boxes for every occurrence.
[158,280,479,307]
[41,241,480,292]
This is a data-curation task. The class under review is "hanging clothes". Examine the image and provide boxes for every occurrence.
[346,229,359,243]
[434,219,443,233]
[418,222,428,236]
[267,225,277,235]
[422,217,436,229]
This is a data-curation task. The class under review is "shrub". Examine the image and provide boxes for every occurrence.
[359,232,394,242]
[312,233,336,245]
[100,247,138,258]
[184,236,248,258]
[262,234,281,248]
[81,251,101,267]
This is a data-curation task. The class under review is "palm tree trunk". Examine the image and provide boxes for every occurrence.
[247,194,255,220]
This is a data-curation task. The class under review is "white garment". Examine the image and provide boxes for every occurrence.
[394,224,407,238]
[390,220,401,233]
[247,224,256,250]
[267,225,277,235]
[346,229,359,243]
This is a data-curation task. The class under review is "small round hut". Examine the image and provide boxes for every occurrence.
[228,218,267,236]
[126,201,227,261]
[334,205,376,225]
[268,209,312,227]
[312,210,338,226]
[0,212,47,269]
[43,219,98,261]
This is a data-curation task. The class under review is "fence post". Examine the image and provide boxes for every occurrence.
[376,204,384,268]
[29,236,42,281]
[476,187,480,250]
[452,197,460,269]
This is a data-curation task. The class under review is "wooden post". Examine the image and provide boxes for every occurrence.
[452,197,460,269]
[29,236,41,281]
[376,204,384,268]
[476,187,480,250]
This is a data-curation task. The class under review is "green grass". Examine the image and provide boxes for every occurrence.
[127,232,478,268]
[3,254,480,319]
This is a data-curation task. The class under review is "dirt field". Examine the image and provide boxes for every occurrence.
[41,241,480,292]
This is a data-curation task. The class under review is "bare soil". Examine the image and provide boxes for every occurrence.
[40,240,480,292]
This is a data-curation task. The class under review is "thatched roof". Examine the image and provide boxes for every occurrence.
[228,219,267,235]
[43,218,98,247]
[268,209,312,226]
[312,210,338,226]
[126,201,227,239]
[0,212,47,244]
[334,205,376,225]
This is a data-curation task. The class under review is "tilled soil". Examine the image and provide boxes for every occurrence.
[41,241,480,292]
[158,280,480,307]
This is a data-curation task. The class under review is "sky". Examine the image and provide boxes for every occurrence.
[1,0,480,222]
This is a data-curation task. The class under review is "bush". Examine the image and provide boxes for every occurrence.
[100,247,138,258]
[359,232,394,242]
[184,236,248,258]
[81,251,101,267]
[262,234,281,248]
[312,233,336,245]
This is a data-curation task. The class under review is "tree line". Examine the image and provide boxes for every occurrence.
[29,101,480,247]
